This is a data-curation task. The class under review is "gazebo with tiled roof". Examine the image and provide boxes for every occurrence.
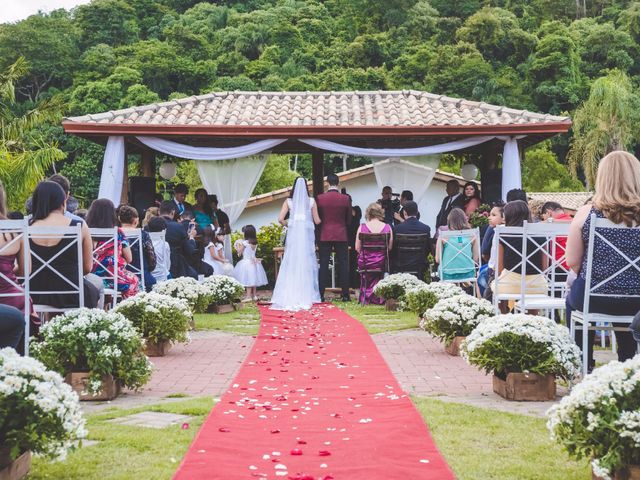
[63,90,571,202]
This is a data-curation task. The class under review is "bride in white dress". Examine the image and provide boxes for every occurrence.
[270,177,322,311]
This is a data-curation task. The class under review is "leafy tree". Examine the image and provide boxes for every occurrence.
[0,58,65,210]
[568,70,639,188]
[522,143,585,192]
[74,0,140,48]
[430,0,481,19]
[253,156,298,196]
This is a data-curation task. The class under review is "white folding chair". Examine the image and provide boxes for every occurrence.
[0,220,30,354]
[513,221,571,317]
[149,230,168,281]
[437,228,481,295]
[28,224,85,328]
[571,214,640,377]
[123,228,145,291]
[89,227,119,308]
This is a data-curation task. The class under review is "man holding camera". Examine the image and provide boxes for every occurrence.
[378,186,400,225]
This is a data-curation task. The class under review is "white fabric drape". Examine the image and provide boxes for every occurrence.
[196,155,268,258]
[98,136,125,204]
[136,137,285,161]
[372,156,440,204]
[499,136,525,200]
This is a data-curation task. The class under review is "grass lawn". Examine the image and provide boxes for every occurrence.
[416,398,590,480]
[29,397,214,480]
[193,301,420,335]
[30,396,587,479]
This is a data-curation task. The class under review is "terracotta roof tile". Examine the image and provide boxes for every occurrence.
[65,90,569,127]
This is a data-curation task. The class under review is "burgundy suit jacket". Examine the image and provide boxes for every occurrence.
[316,190,351,242]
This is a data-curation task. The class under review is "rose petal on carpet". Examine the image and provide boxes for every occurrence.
[174,304,455,479]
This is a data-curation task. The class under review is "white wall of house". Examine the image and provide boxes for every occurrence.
[233,171,451,232]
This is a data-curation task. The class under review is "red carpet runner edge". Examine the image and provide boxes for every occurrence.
[174,303,455,480]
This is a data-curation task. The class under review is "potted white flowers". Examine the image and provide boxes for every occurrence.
[420,294,495,356]
[462,314,581,401]
[548,356,640,480]
[31,309,152,401]
[201,275,245,313]
[405,282,465,318]
[372,273,424,311]
[152,277,212,314]
[115,291,192,356]
[1,347,86,480]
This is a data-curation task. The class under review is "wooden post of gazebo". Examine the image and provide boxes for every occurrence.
[120,142,130,204]
[141,148,155,178]
[312,149,324,197]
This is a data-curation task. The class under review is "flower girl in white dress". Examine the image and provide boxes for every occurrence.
[203,227,234,276]
[233,225,268,301]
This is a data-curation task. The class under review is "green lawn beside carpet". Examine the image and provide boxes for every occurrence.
[28,397,589,479]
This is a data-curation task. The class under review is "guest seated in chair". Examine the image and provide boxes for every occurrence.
[118,205,157,291]
[159,200,198,279]
[436,208,478,283]
[29,181,99,309]
[392,201,432,280]
[356,203,393,305]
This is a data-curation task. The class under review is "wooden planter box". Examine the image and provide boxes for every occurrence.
[385,298,399,311]
[594,465,640,480]
[492,373,556,401]
[0,451,31,480]
[444,336,465,356]
[144,339,172,357]
[208,303,234,314]
[65,373,120,401]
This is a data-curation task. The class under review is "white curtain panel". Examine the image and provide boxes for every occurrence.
[136,137,285,160]
[500,136,525,200]
[372,156,441,203]
[98,136,126,204]
[196,155,268,259]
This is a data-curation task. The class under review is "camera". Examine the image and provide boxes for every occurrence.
[378,193,401,213]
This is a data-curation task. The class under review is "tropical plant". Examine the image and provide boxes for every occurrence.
[462,314,581,381]
[115,291,192,344]
[31,308,152,395]
[568,70,640,189]
[547,356,640,480]
[420,294,494,345]
[0,347,86,462]
[0,57,65,211]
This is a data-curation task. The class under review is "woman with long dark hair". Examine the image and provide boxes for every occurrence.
[193,188,216,231]
[29,181,99,308]
[462,181,481,216]
[87,198,139,298]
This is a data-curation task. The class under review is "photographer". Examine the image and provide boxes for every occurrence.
[393,190,419,225]
[377,186,400,225]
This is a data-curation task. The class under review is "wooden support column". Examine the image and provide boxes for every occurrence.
[478,142,502,205]
[141,148,155,177]
[120,141,129,205]
[312,149,324,197]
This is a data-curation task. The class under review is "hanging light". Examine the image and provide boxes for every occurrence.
[159,161,177,180]
[461,163,479,181]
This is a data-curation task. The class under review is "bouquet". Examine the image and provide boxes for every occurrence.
[419,294,494,345]
[201,275,245,305]
[405,282,465,317]
[0,348,86,462]
[373,273,424,304]
[547,356,640,480]
[462,314,581,381]
[32,309,151,395]
[115,291,192,345]
[152,277,212,313]
[468,204,491,228]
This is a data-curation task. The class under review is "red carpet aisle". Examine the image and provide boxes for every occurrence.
[174,304,455,480]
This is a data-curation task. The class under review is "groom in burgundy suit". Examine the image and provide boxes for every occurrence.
[316,173,352,302]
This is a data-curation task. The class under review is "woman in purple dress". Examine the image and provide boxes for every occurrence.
[355,203,393,304]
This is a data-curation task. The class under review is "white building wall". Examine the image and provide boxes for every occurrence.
[233,173,450,232]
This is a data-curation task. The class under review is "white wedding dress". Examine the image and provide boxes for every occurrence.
[270,178,320,311]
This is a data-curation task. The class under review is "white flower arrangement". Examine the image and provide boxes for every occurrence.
[547,356,640,480]
[201,275,245,305]
[115,291,192,344]
[373,273,424,303]
[405,282,465,317]
[462,314,581,381]
[419,294,495,345]
[0,347,86,461]
[152,277,212,313]
[31,308,152,395]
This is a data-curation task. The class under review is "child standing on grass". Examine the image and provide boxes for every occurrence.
[233,225,268,301]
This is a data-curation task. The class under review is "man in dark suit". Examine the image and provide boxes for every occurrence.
[393,201,432,279]
[172,184,193,218]
[159,200,198,279]
[316,173,352,302]
[435,180,465,229]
